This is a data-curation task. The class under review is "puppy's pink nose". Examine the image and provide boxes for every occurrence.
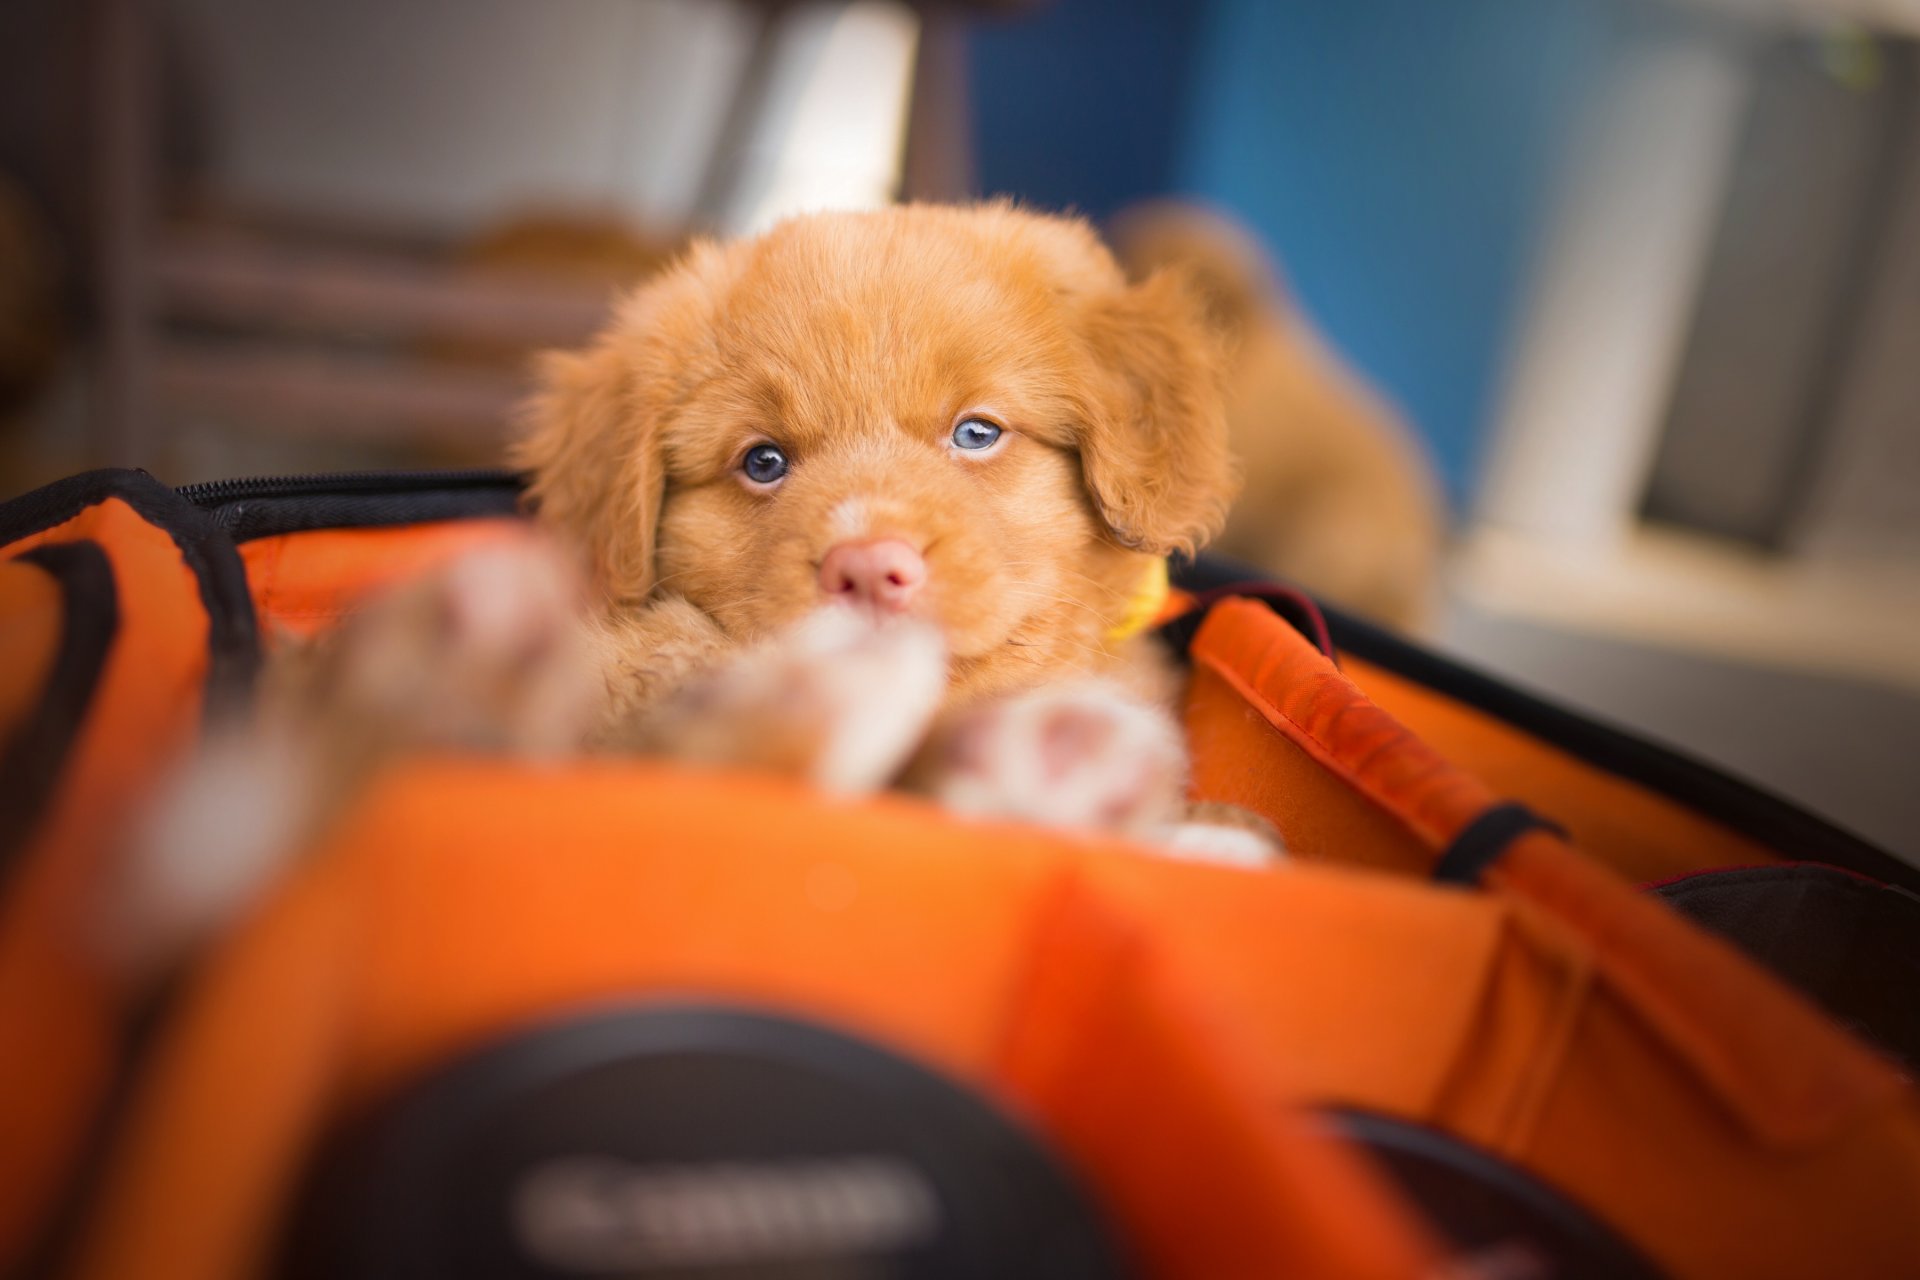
[818,539,926,612]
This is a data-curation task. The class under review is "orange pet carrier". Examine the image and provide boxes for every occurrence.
[2,467,1916,1280]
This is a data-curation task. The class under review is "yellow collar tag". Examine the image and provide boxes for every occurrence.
[1105,558,1170,644]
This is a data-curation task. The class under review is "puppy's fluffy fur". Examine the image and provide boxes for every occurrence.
[1110,201,1444,632]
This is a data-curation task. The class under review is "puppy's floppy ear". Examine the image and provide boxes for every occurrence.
[1073,267,1239,558]
[515,239,739,605]
[513,338,661,607]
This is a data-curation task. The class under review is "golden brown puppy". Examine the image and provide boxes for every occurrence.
[1109,201,1444,632]
[511,202,1245,816]
[116,203,1269,979]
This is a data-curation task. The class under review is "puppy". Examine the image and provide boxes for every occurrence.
[513,200,1237,776]
[116,202,1272,979]
[1109,200,1444,632]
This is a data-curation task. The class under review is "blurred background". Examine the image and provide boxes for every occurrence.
[0,0,1914,861]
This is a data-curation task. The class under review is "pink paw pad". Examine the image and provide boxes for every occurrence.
[931,682,1188,836]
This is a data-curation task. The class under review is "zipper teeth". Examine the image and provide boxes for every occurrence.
[175,468,520,506]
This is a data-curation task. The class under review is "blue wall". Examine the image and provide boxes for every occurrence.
[971,0,1617,511]
[968,0,1209,222]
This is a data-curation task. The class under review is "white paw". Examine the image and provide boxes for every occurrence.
[101,722,314,980]
[927,681,1188,835]
[657,606,948,794]
[785,607,950,793]
[1150,820,1284,868]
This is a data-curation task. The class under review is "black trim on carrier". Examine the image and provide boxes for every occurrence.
[0,468,260,720]
[177,469,524,542]
[0,543,118,874]
[1170,555,1920,895]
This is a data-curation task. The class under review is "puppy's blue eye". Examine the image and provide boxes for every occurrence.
[743,444,788,485]
[951,418,1002,451]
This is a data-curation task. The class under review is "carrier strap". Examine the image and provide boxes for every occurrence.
[1433,803,1565,886]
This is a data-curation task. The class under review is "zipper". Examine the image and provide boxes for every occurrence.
[175,468,520,508]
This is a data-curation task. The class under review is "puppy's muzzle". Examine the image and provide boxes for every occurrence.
[818,539,926,615]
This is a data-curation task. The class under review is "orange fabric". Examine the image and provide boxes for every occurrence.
[1345,656,1780,883]
[1187,600,1495,853]
[1089,853,1508,1122]
[998,870,1441,1279]
[12,504,1919,1280]
[75,762,1442,1280]
[238,519,527,643]
[69,854,355,1280]
[1486,831,1897,1148]
[0,557,63,734]
[1186,661,1435,875]
[0,498,217,1268]
[1187,600,1901,1139]
[1181,597,1920,1278]
[69,755,1920,1280]
[1521,948,1920,1280]
[1429,884,1920,1280]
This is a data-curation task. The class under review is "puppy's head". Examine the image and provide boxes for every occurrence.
[514,202,1237,696]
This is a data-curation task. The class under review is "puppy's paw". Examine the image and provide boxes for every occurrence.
[101,720,314,981]
[920,681,1189,836]
[645,606,948,794]
[102,538,599,984]
[1151,802,1286,868]
[785,609,952,792]
[303,537,600,759]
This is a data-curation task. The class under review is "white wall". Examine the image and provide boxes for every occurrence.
[1476,11,1758,550]
[167,0,755,233]
[1796,82,1920,565]
[167,0,919,238]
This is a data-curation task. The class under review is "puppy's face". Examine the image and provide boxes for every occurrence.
[517,204,1237,699]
